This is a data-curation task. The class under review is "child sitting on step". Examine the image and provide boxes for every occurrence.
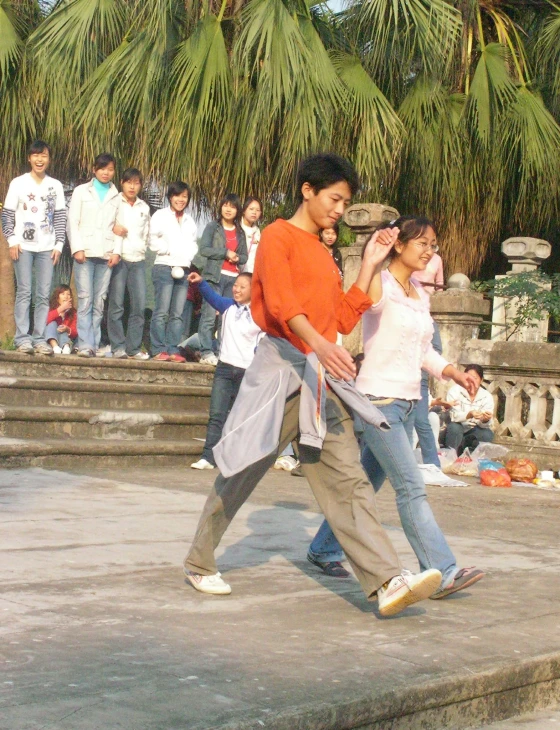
[189,271,262,470]
[46,285,77,355]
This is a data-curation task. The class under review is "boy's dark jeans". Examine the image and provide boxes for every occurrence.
[202,361,246,464]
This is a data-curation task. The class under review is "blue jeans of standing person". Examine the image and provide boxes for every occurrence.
[73,257,112,353]
[150,264,188,355]
[414,321,442,467]
[308,398,458,589]
[198,274,236,357]
[13,249,54,347]
[45,320,73,349]
[107,259,146,356]
[202,361,246,465]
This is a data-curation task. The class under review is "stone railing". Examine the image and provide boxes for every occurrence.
[460,339,560,468]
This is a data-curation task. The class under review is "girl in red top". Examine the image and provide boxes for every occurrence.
[46,285,77,355]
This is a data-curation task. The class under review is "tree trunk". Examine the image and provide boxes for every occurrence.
[0,231,15,344]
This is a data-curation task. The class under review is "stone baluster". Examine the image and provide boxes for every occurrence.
[491,237,552,342]
[430,274,490,398]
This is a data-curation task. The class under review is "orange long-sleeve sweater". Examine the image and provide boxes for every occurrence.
[251,219,372,354]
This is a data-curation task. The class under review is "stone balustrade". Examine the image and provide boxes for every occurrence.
[460,339,560,468]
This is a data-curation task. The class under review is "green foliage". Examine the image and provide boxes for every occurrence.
[0,334,15,350]
[1,0,560,276]
[475,271,560,341]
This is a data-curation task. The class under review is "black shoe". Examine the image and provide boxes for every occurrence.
[307,554,350,578]
[291,465,304,477]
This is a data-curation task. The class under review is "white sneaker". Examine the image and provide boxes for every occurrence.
[96,345,111,358]
[113,349,128,359]
[274,455,298,471]
[378,569,442,617]
[52,345,62,355]
[184,569,231,595]
[190,458,215,470]
[61,344,72,355]
[200,353,218,366]
[130,352,150,360]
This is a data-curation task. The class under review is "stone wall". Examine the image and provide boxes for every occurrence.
[459,339,560,469]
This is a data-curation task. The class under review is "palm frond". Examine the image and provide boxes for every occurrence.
[466,42,517,145]
[331,51,402,197]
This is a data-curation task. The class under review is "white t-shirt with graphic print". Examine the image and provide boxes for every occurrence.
[3,173,66,252]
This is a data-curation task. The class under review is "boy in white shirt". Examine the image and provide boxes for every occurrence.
[1,140,66,355]
[107,168,151,359]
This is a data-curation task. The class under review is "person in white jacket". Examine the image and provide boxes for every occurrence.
[1,140,66,355]
[107,168,151,360]
[149,181,198,362]
[67,153,121,357]
[240,196,262,274]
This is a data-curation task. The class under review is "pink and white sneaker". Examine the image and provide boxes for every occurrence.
[378,569,442,616]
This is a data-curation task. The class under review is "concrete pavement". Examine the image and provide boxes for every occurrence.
[1,465,560,729]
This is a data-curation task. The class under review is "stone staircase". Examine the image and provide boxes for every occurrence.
[0,351,213,468]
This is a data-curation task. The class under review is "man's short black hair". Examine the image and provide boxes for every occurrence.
[167,181,191,202]
[295,153,360,203]
[93,153,116,169]
[122,167,143,185]
[464,363,484,380]
[28,140,51,157]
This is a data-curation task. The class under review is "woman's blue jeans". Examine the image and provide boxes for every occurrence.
[73,257,112,352]
[150,265,188,355]
[107,259,146,356]
[308,398,458,588]
[13,249,54,347]
[202,361,246,465]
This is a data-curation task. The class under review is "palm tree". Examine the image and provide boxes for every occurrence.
[1,0,559,283]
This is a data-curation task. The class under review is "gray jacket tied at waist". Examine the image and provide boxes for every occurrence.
[213,335,389,477]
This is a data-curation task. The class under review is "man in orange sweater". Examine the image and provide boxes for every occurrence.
[183,154,443,616]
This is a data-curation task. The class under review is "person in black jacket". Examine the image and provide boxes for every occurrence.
[319,223,343,279]
[194,194,247,365]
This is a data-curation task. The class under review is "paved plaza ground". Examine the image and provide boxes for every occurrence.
[1,465,560,729]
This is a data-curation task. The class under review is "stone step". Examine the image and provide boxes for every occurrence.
[0,405,209,441]
[0,436,205,469]
[0,375,212,411]
[0,351,214,387]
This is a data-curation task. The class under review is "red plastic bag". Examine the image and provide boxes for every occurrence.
[479,458,512,487]
[480,469,511,487]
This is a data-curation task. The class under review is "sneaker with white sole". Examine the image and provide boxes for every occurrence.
[16,342,34,354]
[190,458,215,470]
[274,455,298,471]
[378,568,442,616]
[34,342,53,355]
[129,352,150,360]
[52,345,63,355]
[61,344,72,355]
[184,569,231,595]
[113,349,128,359]
[200,353,218,366]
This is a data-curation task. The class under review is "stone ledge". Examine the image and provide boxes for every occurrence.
[216,652,560,730]
[461,340,560,374]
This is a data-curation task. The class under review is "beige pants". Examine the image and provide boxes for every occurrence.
[184,391,401,599]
